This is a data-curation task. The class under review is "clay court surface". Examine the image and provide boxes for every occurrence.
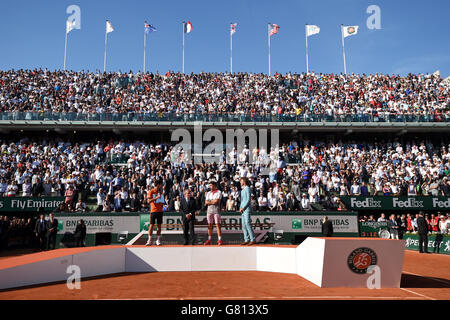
[0,246,448,300]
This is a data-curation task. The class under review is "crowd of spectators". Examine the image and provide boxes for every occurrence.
[359,212,450,236]
[0,135,449,214]
[0,70,448,120]
[0,215,35,250]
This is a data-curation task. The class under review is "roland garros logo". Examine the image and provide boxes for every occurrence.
[347,247,378,274]
[347,27,356,34]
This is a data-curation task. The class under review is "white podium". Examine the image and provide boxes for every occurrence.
[296,237,406,288]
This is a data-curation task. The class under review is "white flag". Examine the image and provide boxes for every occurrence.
[66,20,76,34]
[306,25,320,37]
[106,20,114,34]
[230,23,237,36]
[342,25,359,38]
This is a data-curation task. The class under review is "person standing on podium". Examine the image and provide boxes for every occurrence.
[180,188,199,245]
[240,177,256,246]
[146,179,165,246]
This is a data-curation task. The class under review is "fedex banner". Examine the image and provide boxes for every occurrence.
[341,196,450,211]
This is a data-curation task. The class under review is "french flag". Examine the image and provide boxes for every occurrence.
[184,21,193,34]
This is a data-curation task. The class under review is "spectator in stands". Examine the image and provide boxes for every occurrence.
[350,180,361,196]
[406,213,413,232]
[6,180,18,197]
[250,195,258,212]
[378,213,387,222]
[129,192,142,212]
[300,193,312,211]
[64,186,75,211]
[286,192,298,211]
[96,188,106,212]
[439,215,449,234]
[258,193,268,211]
[399,214,407,239]
[412,213,419,232]
[75,199,87,213]
[388,214,400,239]
[226,195,236,212]
[0,179,6,197]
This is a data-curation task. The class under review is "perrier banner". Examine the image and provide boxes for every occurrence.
[0,197,64,212]
[341,196,450,211]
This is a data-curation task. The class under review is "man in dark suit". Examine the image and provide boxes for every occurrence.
[34,214,48,251]
[286,192,298,211]
[417,212,429,253]
[321,216,334,237]
[46,213,58,250]
[180,188,199,245]
[74,219,87,247]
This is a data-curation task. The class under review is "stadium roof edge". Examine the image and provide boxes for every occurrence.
[0,121,448,133]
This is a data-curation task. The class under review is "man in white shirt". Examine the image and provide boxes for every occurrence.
[350,181,361,196]
[204,181,223,246]
[300,193,312,211]
[378,213,387,222]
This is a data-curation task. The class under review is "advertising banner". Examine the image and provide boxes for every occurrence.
[0,197,64,212]
[403,233,450,255]
[341,196,450,211]
[55,214,141,234]
[359,221,389,237]
[139,212,359,236]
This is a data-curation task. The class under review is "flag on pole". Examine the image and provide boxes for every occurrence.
[106,20,114,34]
[66,20,76,34]
[145,21,157,34]
[268,23,280,36]
[342,25,359,38]
[306,25,320,37]
[230,23,237,36]
[184,21,193,34]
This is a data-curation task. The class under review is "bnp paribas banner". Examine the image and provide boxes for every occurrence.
[0,197,64,212]
[139,212,359,235]
[56,214,140,234]
[341,196,450,211]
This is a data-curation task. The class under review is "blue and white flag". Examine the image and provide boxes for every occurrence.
[145,21,157,34]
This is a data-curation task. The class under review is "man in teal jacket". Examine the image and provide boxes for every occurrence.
[239,177,256,245]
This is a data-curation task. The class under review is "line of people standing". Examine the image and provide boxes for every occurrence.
[146,178,256,246]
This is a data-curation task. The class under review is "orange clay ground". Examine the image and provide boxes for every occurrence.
[0,247,448,300]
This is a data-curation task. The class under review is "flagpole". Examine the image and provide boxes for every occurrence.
[144,30,147,73]
[64,29,68,71]
[305,25,309,74]
[268,23,271,76]
[182,22,185,74]
[341,25,347,75]
[104,23,108,73]
[230,27,233,74]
